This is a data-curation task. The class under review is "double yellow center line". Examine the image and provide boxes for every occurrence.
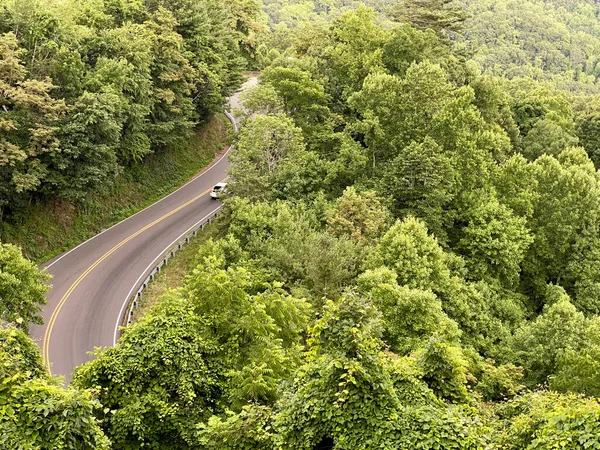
[43,184,218,371]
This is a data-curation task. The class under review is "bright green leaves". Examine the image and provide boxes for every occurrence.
[145,8,197,148]
[272,294,400,449]
[185,257,310,408]
[509,288,588,388]
[272,294,484,449]
[0,326,109,450]
[457,197,532,287]
[74,293,220,449]
[0,243,50,333]
[0,325,45,379]
[367,217,450,290]
[358,267,459,355]
[323,5,389,100]
[493,392,600,450]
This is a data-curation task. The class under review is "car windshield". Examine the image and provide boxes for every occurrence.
[213,186,222,190]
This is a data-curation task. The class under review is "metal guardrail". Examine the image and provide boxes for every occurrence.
[118,110,237,332]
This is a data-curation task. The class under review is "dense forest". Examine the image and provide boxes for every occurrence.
[6,0,600,448]
[0,0,257,224]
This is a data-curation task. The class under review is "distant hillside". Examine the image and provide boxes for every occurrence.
[454,0,600,91]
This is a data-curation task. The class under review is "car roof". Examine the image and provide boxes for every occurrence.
[214,182,227,188]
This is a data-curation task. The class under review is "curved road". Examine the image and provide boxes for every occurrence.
[30,78,257,383]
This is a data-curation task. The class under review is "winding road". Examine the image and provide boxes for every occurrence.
[30,78,257,383]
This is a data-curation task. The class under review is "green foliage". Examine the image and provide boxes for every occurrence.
[229,114,324,200]
[508,287,588,388]
[198,405,274,450]
[74,293,220,449]
[492,391,600,449]
[416,335,471,404]
[378,137,455,240]
[0,243,50,332]
[367,217,450,290]
[325,186,388,241]
[272,294,402,449]
[0,0,245,222]
[0,326,110,450]
[262,65,330,132]
[457,196,532,287]
[183,252,311,409]
[0,324,45,379]
[358,267,459,354]
[226,198,365,299]
[323,6,389,100]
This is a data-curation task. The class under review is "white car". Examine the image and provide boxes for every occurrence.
[210,182,228,199]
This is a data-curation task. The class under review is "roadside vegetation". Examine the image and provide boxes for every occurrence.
[6,0,600,449]
[2,115,232,262]
[132,221,221,321]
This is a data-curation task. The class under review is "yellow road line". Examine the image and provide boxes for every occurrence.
[43,184,217,370]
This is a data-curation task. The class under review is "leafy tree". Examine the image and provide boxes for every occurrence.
[227,198,365,299]
[229,114,324,200]
[74,293,221,450]
[0,326,110,450]
[382,23,449,77]
[145,8,197,148]
[351,62,454,163]
[239,82,284,116]
[221,0,268,64]
[357,267,459,354]
[457,196,532,287]
[323,5,389,101]
[325,186,388,241]
[576,109,600,166]
[0,243,50,333]
[378,137,456,241]
[550,317,600,397]
[508,286,588,388]
[366,216,450,291]
[272,293,402,449]
[523,147,600,302]
[0,31,66,215]
[183,253,311,409]
[416,335,470,404]
[492,391,600,450]
[262,66,330,132]
[323,133,369,193]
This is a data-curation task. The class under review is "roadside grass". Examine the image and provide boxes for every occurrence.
[0,114,233,263]
[130,220,221,322]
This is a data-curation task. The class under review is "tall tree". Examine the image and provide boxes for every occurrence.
[0,243,50,333]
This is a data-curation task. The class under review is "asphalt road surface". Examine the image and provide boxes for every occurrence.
[30,77,257,383]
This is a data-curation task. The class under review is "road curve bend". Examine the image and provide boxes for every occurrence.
[30,78,257,383]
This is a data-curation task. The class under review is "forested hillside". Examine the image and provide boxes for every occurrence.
[455,0,600,91]
[0,0,258,226]
[6,0,600,448]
